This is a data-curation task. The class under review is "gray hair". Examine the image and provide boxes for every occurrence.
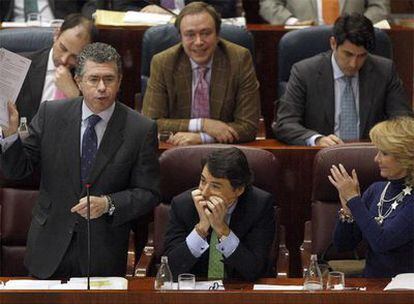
[75,42,122,76]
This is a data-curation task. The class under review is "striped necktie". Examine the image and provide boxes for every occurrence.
[191,66,210,118]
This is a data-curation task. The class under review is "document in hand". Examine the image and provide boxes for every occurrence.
[0,48,31,127]
[384,273,414,291]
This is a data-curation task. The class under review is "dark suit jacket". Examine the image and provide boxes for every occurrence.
[273,51,412,145]
[0,98,160,279]
[16,47,50,124]
[0,0,90,21]
[143,39,260,142]
[163,186,275,281]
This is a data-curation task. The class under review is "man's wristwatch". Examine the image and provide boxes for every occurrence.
[105,195,116,216]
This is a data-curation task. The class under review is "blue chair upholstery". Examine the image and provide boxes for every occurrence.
[140,24,255,97]
[277,26,393,97]
[0,27,54,53]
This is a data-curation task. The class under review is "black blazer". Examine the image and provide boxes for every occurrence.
[163,186,275,281]
[0,98,160,278]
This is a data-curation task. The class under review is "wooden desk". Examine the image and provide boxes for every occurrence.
[0,277,412,304]
[98,25,414,137]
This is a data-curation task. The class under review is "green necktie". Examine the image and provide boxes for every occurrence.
[207,230,224,279]
[24,0,39,19]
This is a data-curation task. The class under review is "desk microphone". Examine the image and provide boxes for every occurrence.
[85,183,92,290]
[140,0,178,16]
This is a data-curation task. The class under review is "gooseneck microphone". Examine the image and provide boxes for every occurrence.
[85,183,92,290]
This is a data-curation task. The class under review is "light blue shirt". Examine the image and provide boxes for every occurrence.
[188,58,215,144]
[306,53,360,146]
[186,201,240,259]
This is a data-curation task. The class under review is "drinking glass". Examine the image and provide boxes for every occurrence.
[27,13,42,26]
[158,131,173,142]
[178,273,195,290]
[326,271,345,290]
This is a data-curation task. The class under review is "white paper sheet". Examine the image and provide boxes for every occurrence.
[253,284,304,290]
[0,48,31,127]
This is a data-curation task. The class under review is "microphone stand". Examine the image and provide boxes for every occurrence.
[85,184,91,290]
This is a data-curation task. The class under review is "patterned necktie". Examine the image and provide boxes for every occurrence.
[322,0,339,25]
[161,0,175,9]
[207,230,224,279]
[339,76,358,141]
[24,0,39,19]
[81,115,101,185]
[191,67,210,119]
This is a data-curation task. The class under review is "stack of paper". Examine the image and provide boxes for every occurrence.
[384,273,414,291]
[253,284,304,290]
[1,277,128,290]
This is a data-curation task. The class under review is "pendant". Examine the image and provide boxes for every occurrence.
[403,186,412,196]
[375,216,384,225]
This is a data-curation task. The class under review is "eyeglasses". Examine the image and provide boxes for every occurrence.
[84,76,117,87]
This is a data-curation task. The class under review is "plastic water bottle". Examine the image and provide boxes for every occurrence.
[303,254,323,290]
[154,256,173,290]
[18,117,29,140]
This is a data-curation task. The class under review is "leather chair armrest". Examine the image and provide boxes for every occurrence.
[300,220,312,273]
[276,225,290,278]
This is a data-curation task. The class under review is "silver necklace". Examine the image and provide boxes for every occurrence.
[375,182,412,225]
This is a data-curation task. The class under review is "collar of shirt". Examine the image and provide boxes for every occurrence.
[81,100,115,124]
[190,57,213,71]
[80,100,116,152]
[46,48,55,72]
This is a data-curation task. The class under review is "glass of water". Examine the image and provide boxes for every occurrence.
[178,273,195,290]
[326,271,345,290]
[27,13,42,26]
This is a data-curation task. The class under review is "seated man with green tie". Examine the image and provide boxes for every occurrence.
[163,147,275,281]
[273,13,412,147]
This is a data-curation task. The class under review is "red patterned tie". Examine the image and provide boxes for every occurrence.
[191,67,210,118]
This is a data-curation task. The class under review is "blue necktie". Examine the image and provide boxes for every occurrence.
[81,115,101,185]
[339,76,358,140]
[161,0,175,9]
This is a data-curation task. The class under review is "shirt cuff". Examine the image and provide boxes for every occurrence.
[306,134,323,146]
[0,133,18,152]
[200,132,215,144]
[285,17,299,25]
[215,230,239,258]
[186,228,209,258]
[189,119,202,132]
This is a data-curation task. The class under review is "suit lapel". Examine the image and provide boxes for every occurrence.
[28,48,49,113]
[317,52,335,130]
[174,51,192,117]
[84,102,125,190]
[228,193,249,238]
[358,57,375,136]
[60,98,82,194]
[210,43,227,119]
